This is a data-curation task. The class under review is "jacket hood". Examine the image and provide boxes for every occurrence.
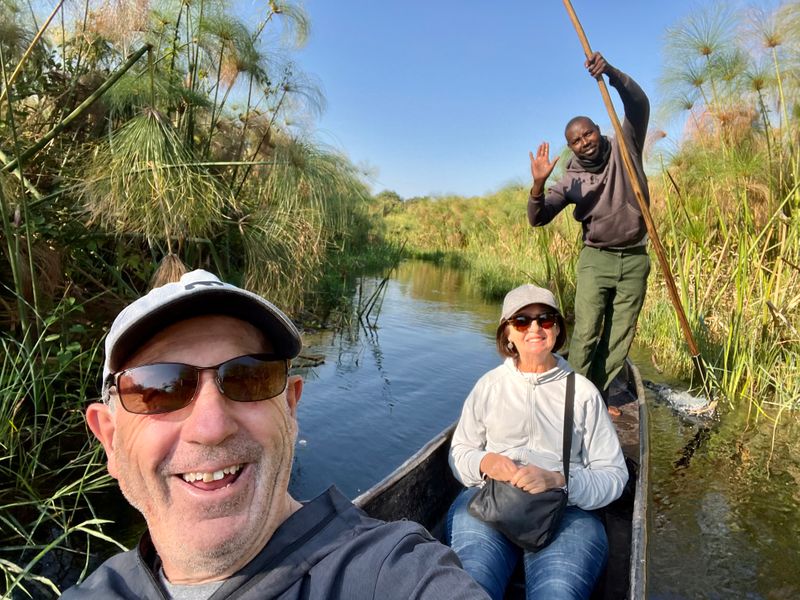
[502,354,573,385]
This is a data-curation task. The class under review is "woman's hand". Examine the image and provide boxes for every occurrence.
[509,464,566,494]
[479,453,520,483]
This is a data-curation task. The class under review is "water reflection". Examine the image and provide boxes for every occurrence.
[289,261,501,500]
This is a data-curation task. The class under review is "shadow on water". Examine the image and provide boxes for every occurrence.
[628,343,800,598]
[672,426,713,471]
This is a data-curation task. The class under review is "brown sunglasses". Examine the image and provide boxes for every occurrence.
[507,313,559,332]
[112,353,289,415]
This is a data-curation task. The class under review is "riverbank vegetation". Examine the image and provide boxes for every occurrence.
[383,3,800,420]
[0,1,394,595]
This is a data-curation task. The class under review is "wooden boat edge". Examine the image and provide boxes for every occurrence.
[353,421,457,509]
[627,359,648,599]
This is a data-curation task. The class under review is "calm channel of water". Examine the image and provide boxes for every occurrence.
[291,260,800,599]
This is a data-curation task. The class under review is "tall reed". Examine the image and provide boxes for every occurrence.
[0,299,124,598]
[640,0,800,416]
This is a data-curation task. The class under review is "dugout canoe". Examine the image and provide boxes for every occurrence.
[354,358,648,600]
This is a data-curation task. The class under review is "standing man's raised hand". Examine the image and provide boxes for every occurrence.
[529,142,559,196]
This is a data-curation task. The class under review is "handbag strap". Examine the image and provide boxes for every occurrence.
[562,372,575,489]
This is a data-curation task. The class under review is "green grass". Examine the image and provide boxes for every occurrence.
[0,299,125,598]
[384,185,582,308]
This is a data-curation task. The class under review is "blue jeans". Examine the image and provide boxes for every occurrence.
[447,487,608,600]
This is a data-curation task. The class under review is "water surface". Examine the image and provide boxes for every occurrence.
[290,261,500,499]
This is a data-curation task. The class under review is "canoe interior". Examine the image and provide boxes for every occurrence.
[354,359,647,600]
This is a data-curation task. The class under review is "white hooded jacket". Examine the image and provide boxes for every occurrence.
[449,355,628,510]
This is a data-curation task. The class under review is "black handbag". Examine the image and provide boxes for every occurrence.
[467,371,575,552]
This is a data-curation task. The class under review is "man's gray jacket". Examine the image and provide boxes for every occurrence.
[61,487,488,599]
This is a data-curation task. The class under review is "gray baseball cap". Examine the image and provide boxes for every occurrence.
[101,269,301,400]
[499,284,566,352]
[500,284,561,322]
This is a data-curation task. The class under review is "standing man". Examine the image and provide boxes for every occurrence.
[65,269,488,599]
[528,52,651,410]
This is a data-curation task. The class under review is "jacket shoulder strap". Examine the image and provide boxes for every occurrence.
[562,372,575,487]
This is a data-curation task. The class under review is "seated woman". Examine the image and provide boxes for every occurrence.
[448,284,628,600]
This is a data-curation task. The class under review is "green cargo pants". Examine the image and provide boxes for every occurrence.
[568,245,650,393]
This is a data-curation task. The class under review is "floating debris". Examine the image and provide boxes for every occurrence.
[294,354,325,368]
[645,381,716,418]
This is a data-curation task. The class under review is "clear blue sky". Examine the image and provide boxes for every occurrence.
[284,0,716,198]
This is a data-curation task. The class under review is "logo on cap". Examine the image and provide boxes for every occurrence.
[185,280,225,291]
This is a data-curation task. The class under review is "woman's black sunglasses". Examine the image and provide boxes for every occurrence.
[112,353,289,415]
[508,313,559,332]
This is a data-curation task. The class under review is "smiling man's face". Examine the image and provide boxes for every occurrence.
[86,315,302,584]
[566,117,602,160]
